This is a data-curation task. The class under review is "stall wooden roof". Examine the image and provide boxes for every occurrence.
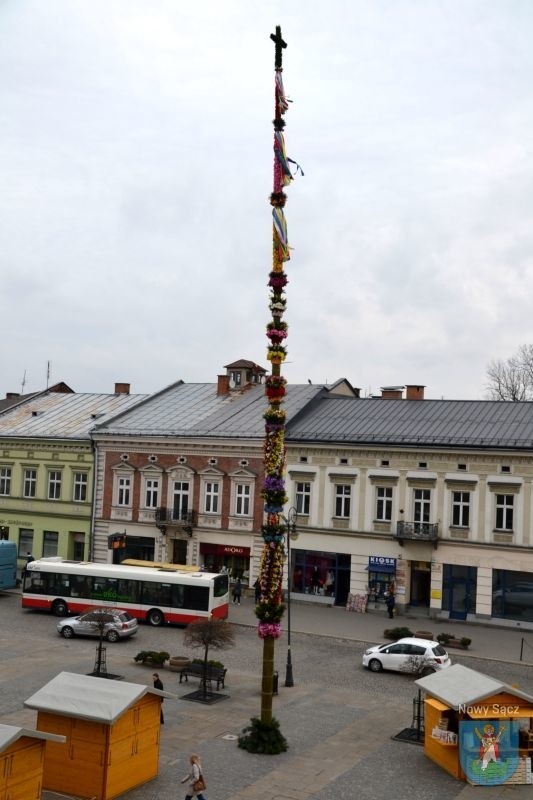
[0,723,65,749]
[415,664,533,709]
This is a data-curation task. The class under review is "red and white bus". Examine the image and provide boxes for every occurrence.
[22,557,229,625]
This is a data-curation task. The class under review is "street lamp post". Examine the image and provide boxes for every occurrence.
[282,507,298,687]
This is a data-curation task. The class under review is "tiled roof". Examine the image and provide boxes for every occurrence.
[286,396,533,449]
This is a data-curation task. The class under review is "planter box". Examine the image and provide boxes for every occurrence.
[168,656,192,673]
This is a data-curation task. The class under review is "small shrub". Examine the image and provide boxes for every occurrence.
[383,626,413,640]
[192,658,224,669]
[460,637,471,647]
[436,633,453,645]
[238,716,288,754]
[134,650,170,665]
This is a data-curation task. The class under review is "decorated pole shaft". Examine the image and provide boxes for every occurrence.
[256,25,293,725]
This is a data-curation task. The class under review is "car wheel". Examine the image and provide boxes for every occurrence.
[368,658,383,673]
[61,626,74,639]
[52,600,68,617]
[106,630,120,643]
[147,609,164,627]
[420,666,436,677]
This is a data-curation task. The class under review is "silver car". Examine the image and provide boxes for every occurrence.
[57,608,138,642]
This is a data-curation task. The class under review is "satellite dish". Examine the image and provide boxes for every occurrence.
[229,378,236,389]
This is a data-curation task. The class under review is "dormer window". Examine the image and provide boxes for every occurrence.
[230,371,242,386]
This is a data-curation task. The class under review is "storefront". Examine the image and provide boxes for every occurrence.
[291,549,351,606]
[366,556,396,609]
[492,568,533,622]
[442,564,477,620]
[200,543,251,583]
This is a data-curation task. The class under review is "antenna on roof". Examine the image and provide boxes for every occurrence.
[46,360,51,389]
[21,370,27,393]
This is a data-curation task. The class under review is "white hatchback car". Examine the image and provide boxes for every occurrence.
[362,637,452,676]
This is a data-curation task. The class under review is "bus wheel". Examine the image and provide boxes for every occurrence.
[52,600,68,617]
[147,609,164,626]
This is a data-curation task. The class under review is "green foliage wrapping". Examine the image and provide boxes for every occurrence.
[255,600,286,623]
[133,650,170,664]
[238,716,288,754]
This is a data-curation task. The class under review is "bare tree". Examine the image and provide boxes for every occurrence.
[486,345,533,401]
[183,618,235,697]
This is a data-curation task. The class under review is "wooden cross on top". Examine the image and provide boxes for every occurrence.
[270,25,287,70]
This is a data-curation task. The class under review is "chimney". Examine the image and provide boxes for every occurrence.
[381,386,403,400]
[217,374,230,396]
[405,384,425,400]
[114,382,130,395]
[5,392,20,400]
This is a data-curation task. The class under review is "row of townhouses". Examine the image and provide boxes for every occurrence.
[1,360,533,629]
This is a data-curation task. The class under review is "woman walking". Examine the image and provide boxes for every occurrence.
[181,753,207,800]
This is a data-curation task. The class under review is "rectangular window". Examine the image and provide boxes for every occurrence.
[118,476,131,506]
[376,486,393,521]
[413,488,431,533]
[235,484,251,516]
[452,491,470,527]
[73,472,88,502]
[23,469,37,498]
[334,485,351,517]
[173,481,190,518]
[295,482,311,515]
[205,482,219,513]
[0,467,11,496]
[495,494,514,531]
[145,478,159,508]
[18,528,34,557]
[43,531,58,557]
[48,471,62,500]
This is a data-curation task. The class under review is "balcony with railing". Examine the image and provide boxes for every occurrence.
[395,520,439,548]
[155,507,198,536]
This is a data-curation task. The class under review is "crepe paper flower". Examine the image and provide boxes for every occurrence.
[268,272,288,289]
[263,476,285,492]
[269,299,287,314]
[265,374,287,389]
[258,622,282,639]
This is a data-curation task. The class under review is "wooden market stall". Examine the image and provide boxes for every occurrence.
[0,724,65,800]
[24,671,171,800]
[416,664,533,786]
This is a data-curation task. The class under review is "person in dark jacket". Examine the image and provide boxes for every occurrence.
[232,577,242,605]
[153,672,164,724]
[385,592,396,619]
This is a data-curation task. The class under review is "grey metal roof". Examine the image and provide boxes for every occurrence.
[24,671,173,723]
[0,391,147,439]
[286,396,533,450]
[0,723,65,750]
[415,664,533,708]
[93,381,324,439]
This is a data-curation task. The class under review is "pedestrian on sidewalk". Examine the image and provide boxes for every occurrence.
[386,592,396,619]
[254,578,261,604]
[181,753,207,800]
[232,577,242,605]
[152,672,164,724]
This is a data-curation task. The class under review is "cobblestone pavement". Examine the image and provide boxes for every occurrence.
[2,589,533,800]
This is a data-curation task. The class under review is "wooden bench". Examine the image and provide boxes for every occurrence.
[179,662,227,691]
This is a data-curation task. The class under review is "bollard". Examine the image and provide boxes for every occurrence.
[273,671,279,695]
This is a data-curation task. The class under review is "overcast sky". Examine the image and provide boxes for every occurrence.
[2,1,533,400]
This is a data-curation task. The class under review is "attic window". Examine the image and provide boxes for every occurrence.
[240,459,249,467]
[381,460,389,467]
[120,454,129,462]
[501,465,511,473]
[418,462,427,469]
[209,458,218,466]
[458,464,467,471]
[178,456,187,465]
[299,456,308,463]
[148,455,157,463]
[339,458,348,465]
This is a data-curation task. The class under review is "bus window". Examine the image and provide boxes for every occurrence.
[116,578,138,604]
[184,585,209,611]
[213,574,229,598]
[170,584,184,608]
[25,571,45,594]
